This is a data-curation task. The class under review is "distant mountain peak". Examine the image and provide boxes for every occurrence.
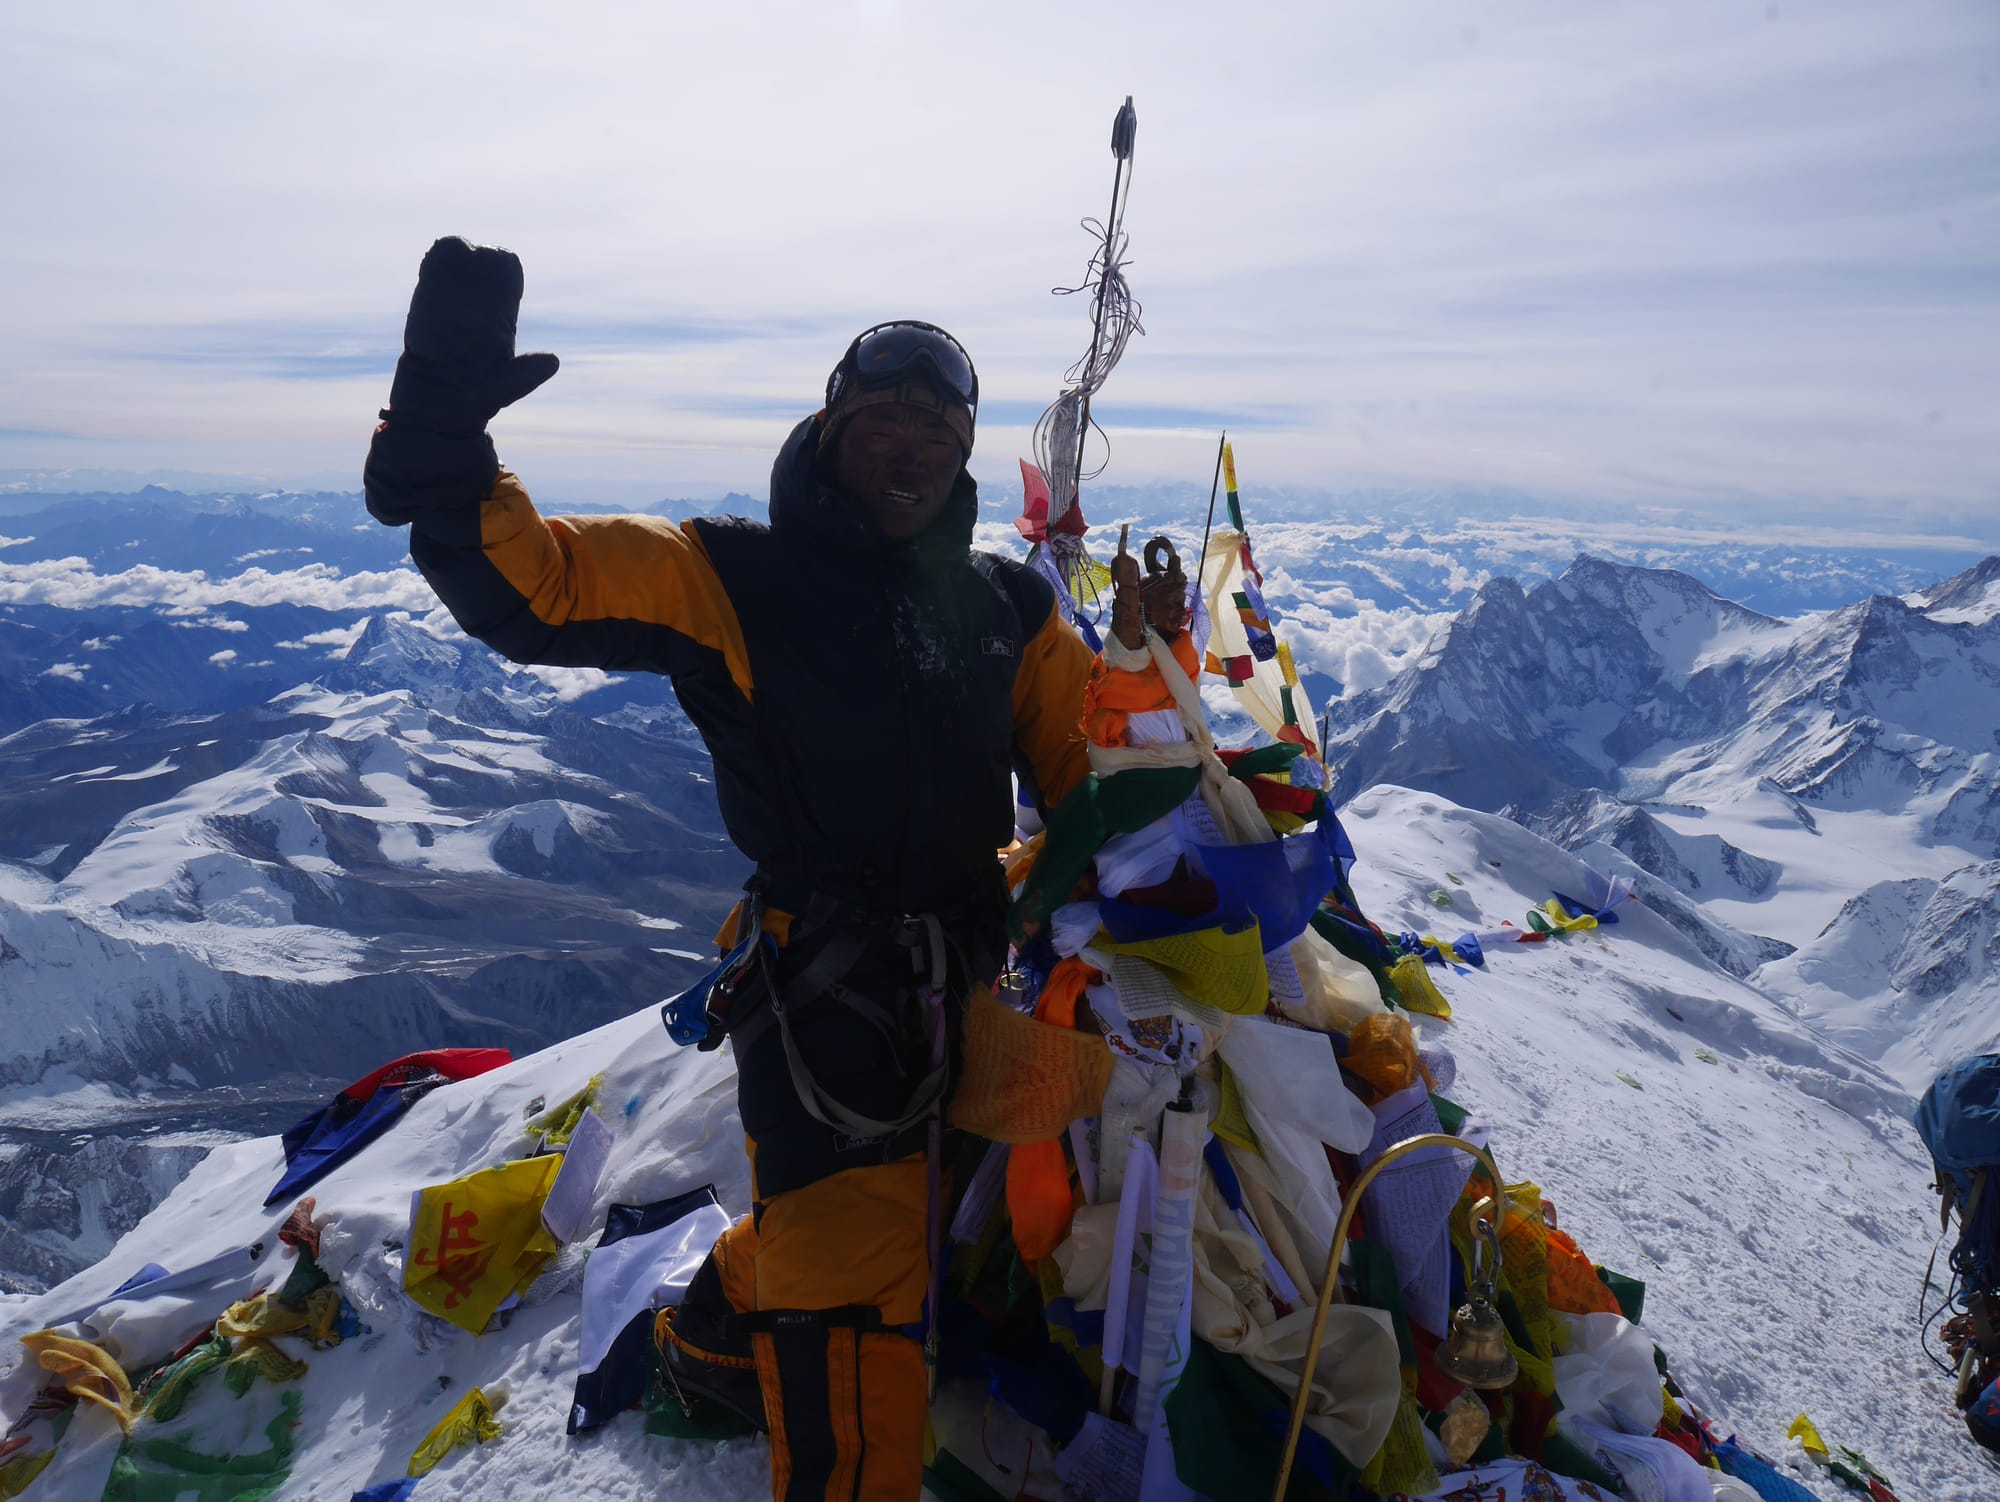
[324,614,508,697]
[1912,554,2000,623]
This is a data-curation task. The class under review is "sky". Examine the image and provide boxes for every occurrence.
[2,0,1996,525]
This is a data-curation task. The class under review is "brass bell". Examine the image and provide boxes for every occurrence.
[1437,1295,1519,1390]
[1437,1199,1518,1391]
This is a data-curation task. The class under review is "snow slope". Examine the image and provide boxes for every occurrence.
[4,786,1989,1499]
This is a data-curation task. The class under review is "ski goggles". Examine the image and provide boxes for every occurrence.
[827,321,979,415]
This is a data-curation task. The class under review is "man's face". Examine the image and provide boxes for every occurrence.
[833,402,965,541]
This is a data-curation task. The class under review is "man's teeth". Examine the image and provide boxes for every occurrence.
[884,489,920,505]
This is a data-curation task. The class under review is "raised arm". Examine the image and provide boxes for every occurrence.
[362,238,749,690]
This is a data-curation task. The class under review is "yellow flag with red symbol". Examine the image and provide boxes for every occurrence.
[404,1155,561,1334]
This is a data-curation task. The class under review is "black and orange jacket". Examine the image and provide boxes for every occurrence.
[369,415,1094,917]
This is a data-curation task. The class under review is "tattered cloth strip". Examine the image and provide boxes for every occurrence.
[1190,832,1334,951]
[136,1333,230,1422]
[1007,958,1098,1260]
[1790,1412,1906,1499]
[19,1329,136,1432]
[408,1385,505,1478]
[1389,952,1452,1019]
[222,1338,309,1397]
[1711,1435,1827,1500]
[42,1242,272,1371]
[277,1196,323,1258]
[217,1293,311,1342]
[1095,920,1270,1024]
[1009,765,1201,939]
[349,1480,420,1502]
[525,1075,602,1147]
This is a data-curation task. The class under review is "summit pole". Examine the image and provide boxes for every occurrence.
[1194,429,1227,591]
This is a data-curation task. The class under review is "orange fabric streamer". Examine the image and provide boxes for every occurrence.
[1343,1013,1437,1103]
[1544,1225,1624,1316]
[1001,957,1099,1261]
[1036,955,1094,1030]
[1083,633,1203,747]
[1007,1139,1075,1262]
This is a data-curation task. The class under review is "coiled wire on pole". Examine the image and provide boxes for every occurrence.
[1033,97,1143,613]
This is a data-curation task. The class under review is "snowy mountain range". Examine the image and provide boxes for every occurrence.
[1325,552,2000,1093]
[5,785,1993,1498]
[1,484,1994,1312]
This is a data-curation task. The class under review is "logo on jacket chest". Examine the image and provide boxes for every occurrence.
[980,635,1016,658]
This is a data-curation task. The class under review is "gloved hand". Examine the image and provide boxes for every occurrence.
[365,237,557,525]
[384,236,559,435]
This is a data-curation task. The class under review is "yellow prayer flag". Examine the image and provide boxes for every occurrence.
[1788,1412,1830,1460]
[1536,899,1599,935]
[409,1385,506,1477]
[1389,954,1453,1020]
[951,990,1113,1144]
[405,1156,561,1334]
[1095,921,1270,1017]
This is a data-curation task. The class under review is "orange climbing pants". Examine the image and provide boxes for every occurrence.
[711,1154,931,1502]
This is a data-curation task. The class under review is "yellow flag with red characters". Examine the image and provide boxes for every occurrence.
[405,1155,561,1334]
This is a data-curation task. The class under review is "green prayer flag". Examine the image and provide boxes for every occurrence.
[1595,1267,1646,1324]
[1009,766,1201,940]
[104,1390,302,1502]
[1163,1339,1353,1501]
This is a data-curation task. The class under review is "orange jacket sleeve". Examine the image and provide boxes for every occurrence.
[1011,597,1095,810]
[408,469,753,699]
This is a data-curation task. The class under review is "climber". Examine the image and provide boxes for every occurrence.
[363,238,1095,1501]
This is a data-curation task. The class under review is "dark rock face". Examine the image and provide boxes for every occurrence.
[0,1136,211,1295]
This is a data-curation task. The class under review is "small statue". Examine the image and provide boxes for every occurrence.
[1109,526,1189,650]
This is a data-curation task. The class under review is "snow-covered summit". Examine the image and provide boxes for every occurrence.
[1909,554,2000,625]
[3,786,1987,1498]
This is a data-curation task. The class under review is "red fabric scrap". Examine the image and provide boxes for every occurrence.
[278,1196,322,1257]
[338,1047,513,1102]
[1243,778,1319,816]
[1013,460,1088,543]
[1114,877,1220,917]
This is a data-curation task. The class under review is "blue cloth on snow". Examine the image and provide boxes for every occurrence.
[1711,1436,1827,1500]
[351,1480,420,1502]
[110,1263,170,1298]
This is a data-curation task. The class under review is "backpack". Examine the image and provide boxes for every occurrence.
[1914,1053,2000,1438]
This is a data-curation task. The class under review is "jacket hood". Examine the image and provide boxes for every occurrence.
[767,413,978,567]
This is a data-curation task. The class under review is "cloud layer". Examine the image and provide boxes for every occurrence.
[1,2,1994,515]
[0,558,435,613]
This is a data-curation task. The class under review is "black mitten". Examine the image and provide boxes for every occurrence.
[364,237,558,525]
[386,237,558,435]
